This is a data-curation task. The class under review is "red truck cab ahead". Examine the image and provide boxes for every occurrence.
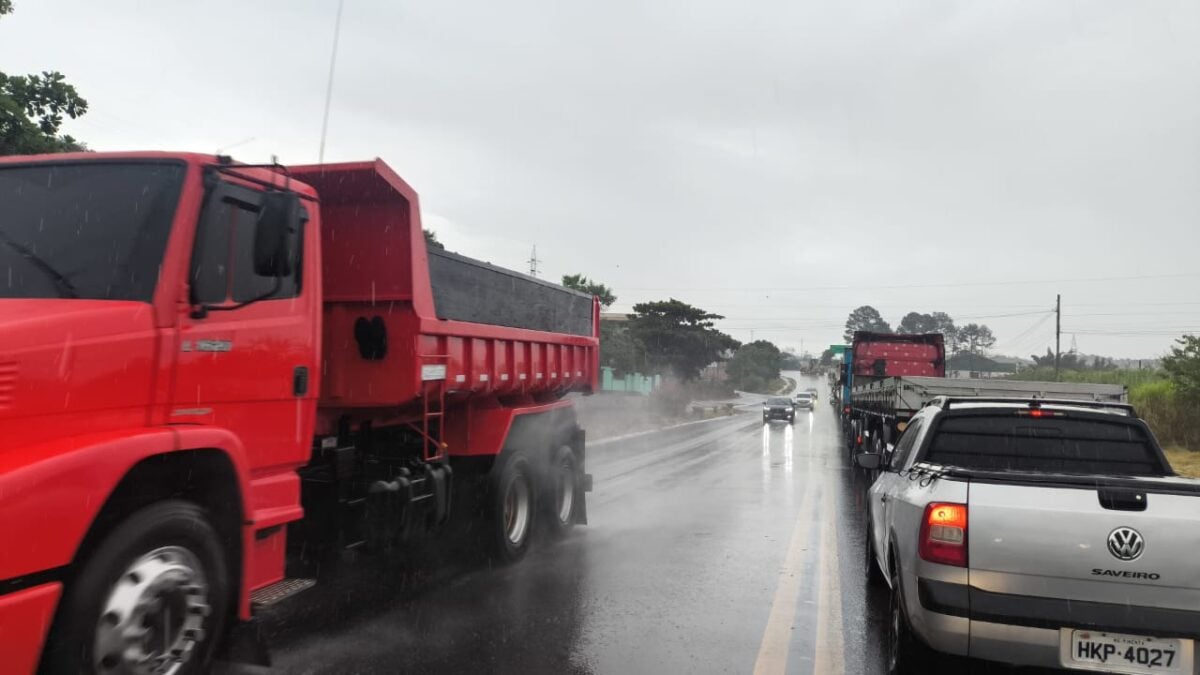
[0,152,598,673]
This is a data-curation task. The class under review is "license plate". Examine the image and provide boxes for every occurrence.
[1061,629,1193,674]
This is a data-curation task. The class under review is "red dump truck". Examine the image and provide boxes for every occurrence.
[0,152,599,673]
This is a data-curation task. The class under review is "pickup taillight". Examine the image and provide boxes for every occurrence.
[919,502,968,567]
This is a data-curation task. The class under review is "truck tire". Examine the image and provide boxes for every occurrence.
[888,563,935,675]
[544,445,579,537]
[42,500,229,675]
[490,451,535,562]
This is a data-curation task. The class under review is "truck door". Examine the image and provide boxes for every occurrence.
[171,178,320,472]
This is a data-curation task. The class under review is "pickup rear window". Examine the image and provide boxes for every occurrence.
[924,414,1167,476]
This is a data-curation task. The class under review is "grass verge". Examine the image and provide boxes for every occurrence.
[1165,447,1200,479]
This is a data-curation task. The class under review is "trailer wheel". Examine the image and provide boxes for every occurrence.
[490,451,535,562]
[544,446,578,537]
[42,500,229,675]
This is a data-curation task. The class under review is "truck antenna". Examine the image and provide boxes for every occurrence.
[318,0,346,164]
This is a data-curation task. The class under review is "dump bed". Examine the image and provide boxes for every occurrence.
[289,160,599,419]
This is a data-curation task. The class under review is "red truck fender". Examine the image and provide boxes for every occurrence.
[0,426,259,618]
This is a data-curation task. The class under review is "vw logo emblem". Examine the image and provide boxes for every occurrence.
[1108,527,1145,561]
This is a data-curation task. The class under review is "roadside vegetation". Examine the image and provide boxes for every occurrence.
[1008,336,1200,474]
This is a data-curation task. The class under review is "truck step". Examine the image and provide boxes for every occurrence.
[250,578,316,609]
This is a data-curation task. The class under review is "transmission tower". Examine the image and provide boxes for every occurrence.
[528,245,540,277]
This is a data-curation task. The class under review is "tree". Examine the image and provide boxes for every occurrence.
[1031,347,1084,370]
[561,273,616,308]
[1162,334,1200,401]
[779,348,804,371]
[843,305,892,341]
[599,320,641,375]
[957,323,995,355]
[929,312,960,354]
[627,299,739,380]
[423,229,445,250]
[1,5,89,155]
[897,312,936,334]
[727,340,783,393]
[819,348,835,366]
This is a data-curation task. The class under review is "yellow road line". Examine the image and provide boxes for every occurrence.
[813,483,846,675]
[753,482,819,675]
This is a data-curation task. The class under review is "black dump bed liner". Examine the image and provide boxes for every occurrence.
[427,248,594,336]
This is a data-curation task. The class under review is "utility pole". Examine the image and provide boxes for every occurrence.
[528,245,540,277]
[1054,293,1061,381]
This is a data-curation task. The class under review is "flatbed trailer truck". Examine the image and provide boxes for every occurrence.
[848,375,1127,458]
[0,152,599,673]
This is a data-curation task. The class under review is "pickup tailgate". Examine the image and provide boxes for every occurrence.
[968,480,1200,613]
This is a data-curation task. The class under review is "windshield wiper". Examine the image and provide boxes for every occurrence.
[0,227,79,298]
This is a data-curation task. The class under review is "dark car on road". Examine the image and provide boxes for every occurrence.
[762,397,795,424]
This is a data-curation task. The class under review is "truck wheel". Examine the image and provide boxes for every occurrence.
[490,451,535,562]
[544,446,578,537]
[888,563,934,675]
[42,500,229,675]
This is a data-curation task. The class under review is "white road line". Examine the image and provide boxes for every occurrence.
[753,481,819,675]
[813,482,846,675]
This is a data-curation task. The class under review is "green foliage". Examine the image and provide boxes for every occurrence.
[727,340,783,393]
[627,299,739,381]
[561,273,616,308]
[843,305,891,341]
[1131,379,1200,451]
[423,229,445,250]
[902,311,959,351]
[1162,334,1200,401]
[779,349,804,371]
[1007,367,1163,387]
[819,348,835,366]
[957,323,995,355]
[599,320,640,375]
[0,5,88,155]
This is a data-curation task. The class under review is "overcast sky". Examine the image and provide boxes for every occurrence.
[3,0,1198,358]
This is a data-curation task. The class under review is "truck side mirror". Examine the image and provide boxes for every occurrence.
[854,452,883,471]
[254,191,301,277]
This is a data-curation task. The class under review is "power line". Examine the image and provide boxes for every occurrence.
[618,272,1200,294]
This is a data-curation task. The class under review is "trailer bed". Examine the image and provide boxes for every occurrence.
[850,376,1127,420]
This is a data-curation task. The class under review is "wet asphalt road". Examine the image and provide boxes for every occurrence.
[258,375,892,674]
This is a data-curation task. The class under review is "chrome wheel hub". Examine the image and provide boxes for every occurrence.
[557,461,576,525]
[94,546,210,675]
[504,474,532,545]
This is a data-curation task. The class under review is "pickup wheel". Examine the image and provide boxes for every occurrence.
[888,564,935,675]
[543,446,578,537]
[42,500,229,675]
[489,451,535,562]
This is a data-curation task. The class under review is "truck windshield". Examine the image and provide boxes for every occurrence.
[0,162,184,301]
[925,413,1167,476]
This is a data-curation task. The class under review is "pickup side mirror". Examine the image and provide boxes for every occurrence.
[254,191,301,277]
[854,452,884,471]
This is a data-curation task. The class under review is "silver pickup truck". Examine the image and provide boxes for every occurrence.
[858,396,1200,675]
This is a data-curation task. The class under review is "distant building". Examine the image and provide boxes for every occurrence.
[947,352,1016,379]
